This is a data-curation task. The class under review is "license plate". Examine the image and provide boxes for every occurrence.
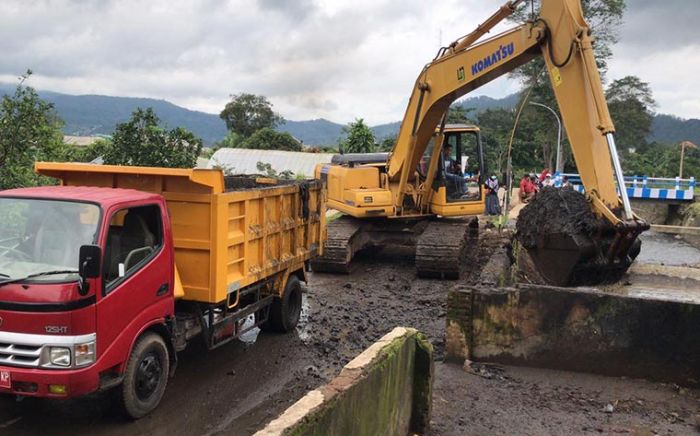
[0,371,10,389]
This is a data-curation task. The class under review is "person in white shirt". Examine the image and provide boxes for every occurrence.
[485,175,501,215]
[542,173,555,187]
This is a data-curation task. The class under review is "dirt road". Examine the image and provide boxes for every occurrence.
[0,237,698,435]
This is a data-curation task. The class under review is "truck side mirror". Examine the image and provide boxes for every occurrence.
[79,245,102,280]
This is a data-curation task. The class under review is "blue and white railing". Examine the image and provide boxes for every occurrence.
[556,173,696,201]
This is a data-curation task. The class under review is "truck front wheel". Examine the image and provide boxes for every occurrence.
[119,332,170,419]
[260,276,302,333]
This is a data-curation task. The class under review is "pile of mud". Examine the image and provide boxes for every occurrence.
[514,187,642,286]
[516,187,599,249]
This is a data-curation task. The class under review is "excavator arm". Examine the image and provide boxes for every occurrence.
[387,0,647,284]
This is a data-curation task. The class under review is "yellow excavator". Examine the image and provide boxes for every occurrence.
[312,0,649,285]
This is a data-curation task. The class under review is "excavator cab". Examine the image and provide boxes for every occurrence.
[428,125,486,217]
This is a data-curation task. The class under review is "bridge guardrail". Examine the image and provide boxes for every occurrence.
[555,173,695,201]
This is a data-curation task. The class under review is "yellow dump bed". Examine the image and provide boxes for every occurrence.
[36,163,325,304]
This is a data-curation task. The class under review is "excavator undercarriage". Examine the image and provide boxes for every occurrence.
[311,216,478,279]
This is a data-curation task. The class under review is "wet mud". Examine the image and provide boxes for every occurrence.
[516,187,599,249]
[515,187,638,286]
[431,363,700,435]
[0,229,698,435]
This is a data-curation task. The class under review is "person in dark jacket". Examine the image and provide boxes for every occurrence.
[485,174,501,215]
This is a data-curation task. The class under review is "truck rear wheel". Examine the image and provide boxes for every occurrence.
[260,276,302,333]
[119,332,170,419]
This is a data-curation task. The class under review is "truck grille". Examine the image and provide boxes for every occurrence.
[0,342,42,368]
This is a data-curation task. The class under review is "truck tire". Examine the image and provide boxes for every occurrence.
[260,276,302,333]
[119,332,170,419]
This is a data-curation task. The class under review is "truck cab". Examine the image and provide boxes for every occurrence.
[0,186,174,401]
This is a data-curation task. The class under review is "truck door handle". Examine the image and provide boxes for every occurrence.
[156,283,169,296]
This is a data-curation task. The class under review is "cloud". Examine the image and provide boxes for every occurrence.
[616,0,700,51]
[0,0,695,123]
[258,0,316,21]
[608,44,700,119]
[607,0,700,119]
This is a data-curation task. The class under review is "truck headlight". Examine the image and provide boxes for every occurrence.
[49,347,71,367]
[74,341,96,367]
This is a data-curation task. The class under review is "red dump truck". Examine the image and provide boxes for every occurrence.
[0,163,325,418]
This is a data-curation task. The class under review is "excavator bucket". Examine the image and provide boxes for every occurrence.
[516,188,646,286]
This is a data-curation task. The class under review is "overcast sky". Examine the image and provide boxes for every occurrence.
[0,0,697,125]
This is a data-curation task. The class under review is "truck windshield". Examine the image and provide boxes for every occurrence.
[0,198,100,282]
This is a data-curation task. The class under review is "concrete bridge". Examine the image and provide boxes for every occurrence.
[560,173,696,201]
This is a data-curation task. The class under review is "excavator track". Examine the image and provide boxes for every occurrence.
[310,216,366,273]
[516,187,643,286]
[415,218,478,279]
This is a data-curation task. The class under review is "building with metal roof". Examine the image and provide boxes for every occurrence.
[207,148,334,177]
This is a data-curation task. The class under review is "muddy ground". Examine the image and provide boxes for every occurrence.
[432,363,700,435]
[0,231,699,435]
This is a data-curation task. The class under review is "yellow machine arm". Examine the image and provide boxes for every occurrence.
[389,0,635,225]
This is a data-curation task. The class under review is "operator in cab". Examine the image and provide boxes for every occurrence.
[443,144,468,198]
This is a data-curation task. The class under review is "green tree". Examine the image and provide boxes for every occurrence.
[606,76,655,107]
[104,108,202,168]
[505,0,625,172]
[219,93,284,138]
[511,0,625,81]
[378,135,396,152]
[477,106,571,176]
[606,76,655,157]
[60,138,112,163]
[340,118,375,153]
[446,104,476,124]
[0,72,66,189]
[214,131,245,150]
[477,108,516,174]
[241,128,302,151]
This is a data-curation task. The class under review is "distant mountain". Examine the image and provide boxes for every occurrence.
[372,122,402,140]
[650,114,700,145]
[7,86,229,145]
[455,94,521,112]
[279,95,522,144]
[279,119,344,146]
[1,84,697,146]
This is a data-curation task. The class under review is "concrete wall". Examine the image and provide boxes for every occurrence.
[256,327,433,436]
[447,285,700,387]
[630,198,683,224]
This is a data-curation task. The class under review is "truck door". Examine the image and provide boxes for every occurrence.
[95,203,173,370]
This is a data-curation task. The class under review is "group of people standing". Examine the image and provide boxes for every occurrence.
[442,146,575,216]
[519,168,571,203]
